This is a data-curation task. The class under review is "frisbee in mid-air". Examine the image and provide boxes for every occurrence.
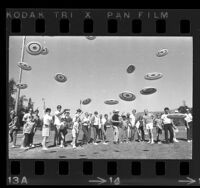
[144,72,163,80]
[86,36,96,40]
[140,87,157,95]
[156,49,168,57]
[82,98,92,105]
[17,62,32,71]
[54,73,67,83]
[167,114,186,119]
[40,47,49,55]
[16,83,28,89]
[119,92,136,101]
[104,99,119,105]
[26,41,43,55]
[126,65,135,74]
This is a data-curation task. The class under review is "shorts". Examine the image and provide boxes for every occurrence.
[146,123,153,130]
[60,125,68,135]
[72,127,79,137]
[156,127,162,134]
[42,127,50,137]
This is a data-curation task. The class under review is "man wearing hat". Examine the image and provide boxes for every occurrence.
[111,110,121,144]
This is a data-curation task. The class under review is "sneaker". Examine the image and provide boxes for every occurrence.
[187,140,191,143]
[11,145,17,148]
[60,145,64,148]
[42,147,48,150]
[157,141,162,144]
[103,142,108,145]
[147,140,151,144]
[150,141,154,144]
[72,145,76,149]
[93,143,98,145]
[173,138,179,143]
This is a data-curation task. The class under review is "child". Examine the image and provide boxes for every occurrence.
[42,108,53,150]
[154,113,163,144]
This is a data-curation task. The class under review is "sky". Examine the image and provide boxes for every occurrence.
[9,36,193,116]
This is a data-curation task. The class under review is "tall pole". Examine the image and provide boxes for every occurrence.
[14,36,26,114]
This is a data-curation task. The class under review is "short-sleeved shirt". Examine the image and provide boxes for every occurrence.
[22,113,33,123]
[43,114,53,126]
[82,116,90,126]
[143,113,153,124]
[154,118,162,128]
[184,113,192,123]
[54,110,63,126]
[112,114,120,126]
[161,114,172,124]
[130,114,136,127]
[93,115,100,126]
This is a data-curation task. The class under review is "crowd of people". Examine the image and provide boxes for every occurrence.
[8,105,193,150]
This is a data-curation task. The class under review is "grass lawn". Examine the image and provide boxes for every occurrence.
[8,125,192,159]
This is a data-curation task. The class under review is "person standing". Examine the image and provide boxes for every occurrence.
[161,107,174,144]
[9,110,19,148]
[135,116,145,142]
[143,109,154,144]
[88,113,93,143]
[153,113,163,144]
[29,109,40,147]
[184,108,193,142]
[129,109,137,142]
[20,108,34,149]
[91,111,100,145]
[101,114,109,144]
[121,114,129,143]
[111,110,121,144]
[71,109,82,149]
[42,108,53,150]
[54,105,66,146]
[81,112,90,145]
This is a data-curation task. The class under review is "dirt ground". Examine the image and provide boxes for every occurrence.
[8,126,192,159]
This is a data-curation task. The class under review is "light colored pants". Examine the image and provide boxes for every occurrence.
[113,126,119,142]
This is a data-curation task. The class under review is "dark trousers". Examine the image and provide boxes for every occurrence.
[88,127,91,142]
[93,125,99,142]
[9,129,17,145]
[24,133,30,147]
[164,123,174,142]
[139,126,145,141]
[82,126,90,143]
[187,121,192,140]
[29,132,35,145]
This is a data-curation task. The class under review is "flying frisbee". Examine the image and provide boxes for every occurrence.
[144,72,163,80]
[54,73,67,83]
[126,65,135,74]
[82,98,92,105]
[104,99,119,105]
[40,47,49,55]
[86,36,96,40]
[156,49,168,57]
[16,83,28,89]
[119,92,136,101]
[167,114,186,119]
[17,62,32,71]
[26,41,43,55]
[140,87,157,95]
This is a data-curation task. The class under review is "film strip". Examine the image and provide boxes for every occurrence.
[6,9,200,186]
